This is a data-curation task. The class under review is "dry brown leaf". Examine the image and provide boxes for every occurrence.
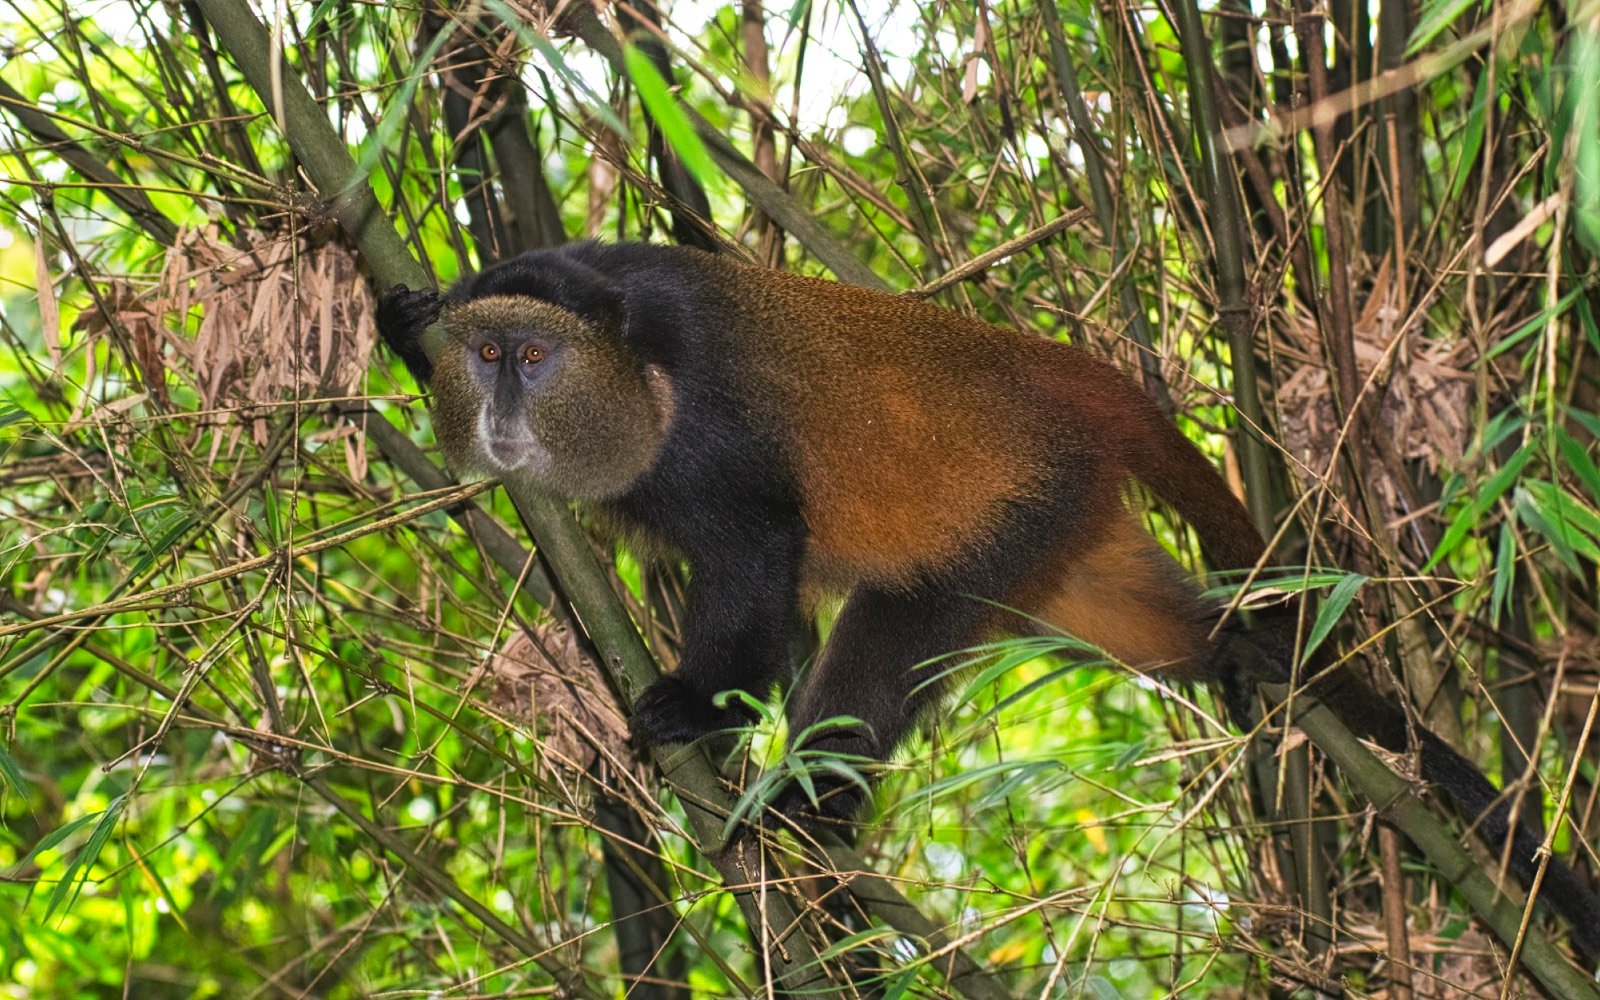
[473,621,646,792]
[96,226,377,473]
[34,233,60,371]
[1277,258,1471,521]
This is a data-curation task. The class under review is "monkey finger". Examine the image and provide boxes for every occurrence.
[376,285,443,329]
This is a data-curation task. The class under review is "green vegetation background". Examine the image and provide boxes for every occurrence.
[1,0,1599,996]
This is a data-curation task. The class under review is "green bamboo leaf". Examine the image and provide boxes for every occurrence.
[210,808,280,902]
[306,0,341,29]
[981,660,1080,721]
[887,758,1068,814]
[1425,442,1535,570]
[1558,429,1600,503]
[133,847,188,932]
[1569,27,1600,253]
[1519,480,1600,570]
[1486,288,1581,360]
[1529,481,1600,540]
[1490,520,1517,627]
[1300,573,1366,666]
[44,793,126,921]
[1408,0,1481,55]
[1571,410,1600,439]
[1577,296,1600,356]
[623,45,717,189]
[787,713,866,749]
[722,772,781,836]
[817,927,899,962]
[879,966,921,1000]
[11,812,101,874]
[261,487,283,546]
[980,759,1076,807]
[1516,492,1580,569]
[0,742,24,796]
[1479,410,1531,457]
[1449,72,1490,201]
[1085,975,1122,1000]
[1200,569,1349,603]
[1114,738,1157,768]
[783,0,813,31]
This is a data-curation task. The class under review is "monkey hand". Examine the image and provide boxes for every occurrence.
[375,284,444,385]
[628,674,758,748]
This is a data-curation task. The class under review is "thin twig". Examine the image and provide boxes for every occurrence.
[907,208,1091,298]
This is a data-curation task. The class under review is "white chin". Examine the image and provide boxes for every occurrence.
[480,439,545,474]
[474,407,547,476]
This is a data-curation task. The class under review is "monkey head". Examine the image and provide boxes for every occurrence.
[425,294,674,500]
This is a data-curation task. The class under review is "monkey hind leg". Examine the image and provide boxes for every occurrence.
[1022,514,1217,678]
[779,583,1000,824]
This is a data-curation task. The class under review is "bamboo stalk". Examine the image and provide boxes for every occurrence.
[740,0,782,262]
[1038,0,1170,410]
[1379,826,1415,1000]
[1170,0,1336,961]
[185,0,835,991]
[1262,683,1600,1000]
[1168,0,1276,536]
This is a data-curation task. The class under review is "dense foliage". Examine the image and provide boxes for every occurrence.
[1,0,1598,996]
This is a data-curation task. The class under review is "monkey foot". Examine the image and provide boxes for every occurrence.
[768,776,867,830]
[628,675,756,748]
[764,730,878,830]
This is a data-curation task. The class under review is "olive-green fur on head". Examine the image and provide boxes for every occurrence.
[428,295,674,500]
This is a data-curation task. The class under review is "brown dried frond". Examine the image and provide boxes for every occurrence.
[474,620,646,792]
[99,225,375,416]
[1278,259,1472,518]
[84,226,377,470]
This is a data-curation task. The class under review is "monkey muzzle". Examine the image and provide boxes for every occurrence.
[473,406,548,475]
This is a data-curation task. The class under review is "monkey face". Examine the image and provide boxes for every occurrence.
[457,327,557,477]
[428,295,674,500]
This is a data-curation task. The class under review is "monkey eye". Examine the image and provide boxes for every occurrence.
[478,343,501,362]
[521,345,544,365]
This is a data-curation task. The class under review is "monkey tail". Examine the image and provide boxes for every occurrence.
[1235,623,1600,964]
[1414,727,1600,963]
[1122,399,1267,573]
[1121,385,1600,960]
